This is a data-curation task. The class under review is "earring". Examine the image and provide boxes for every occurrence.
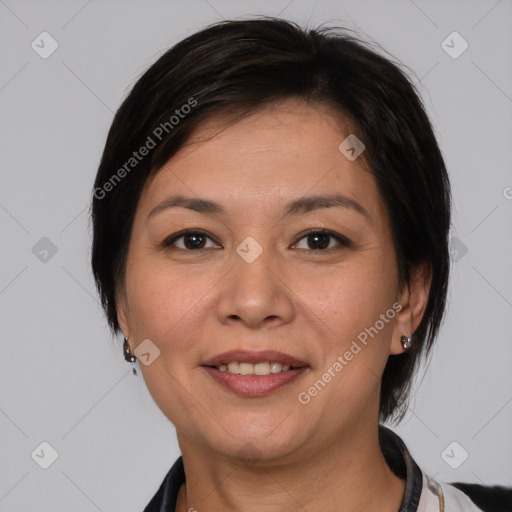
[401,335,412,351]
[123,337,137,375]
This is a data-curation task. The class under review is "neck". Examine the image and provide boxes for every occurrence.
[175,422,406,512]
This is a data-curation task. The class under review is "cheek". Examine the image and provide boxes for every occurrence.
[302,252,396,336]
[124,264,216,426]
[298,251,398,406]
[297,270,397,425]
[124,258,218,352]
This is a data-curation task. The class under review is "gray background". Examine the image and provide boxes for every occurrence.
[1,0,511,510]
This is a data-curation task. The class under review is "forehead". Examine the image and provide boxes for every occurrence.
[140,99,386,224]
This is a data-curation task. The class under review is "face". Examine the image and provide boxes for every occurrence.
[117,99,422,464]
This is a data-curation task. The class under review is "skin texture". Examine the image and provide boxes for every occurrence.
[117,99,431,512]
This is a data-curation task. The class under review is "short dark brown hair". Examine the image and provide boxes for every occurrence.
[91,17,451,424]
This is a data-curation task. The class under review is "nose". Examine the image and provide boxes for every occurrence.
[215,249,295,330]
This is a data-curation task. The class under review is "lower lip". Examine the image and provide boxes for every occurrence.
[201,366,308,397]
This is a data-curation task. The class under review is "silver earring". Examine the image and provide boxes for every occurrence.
[123,337,137,375]
[401,335,412,351]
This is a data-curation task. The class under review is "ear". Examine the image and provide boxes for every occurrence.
[115,288,131,341]
[390,262,432,355]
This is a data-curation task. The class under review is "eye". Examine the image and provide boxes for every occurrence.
[292,229,351,251]
[161,230,220,250]
[161,229,351,252]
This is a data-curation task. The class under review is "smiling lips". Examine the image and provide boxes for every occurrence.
[201,350,309,396]
[217,361,292,375]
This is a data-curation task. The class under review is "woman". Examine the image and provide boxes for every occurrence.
[90,17,509,512]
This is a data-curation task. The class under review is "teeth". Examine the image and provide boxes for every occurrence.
[227,362,240,374]
[270,362,281,374]
[254,362,270,375]
[239,363,253,375]
[216,361,295,375]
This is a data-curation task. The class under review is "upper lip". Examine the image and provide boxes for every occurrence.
[201,350,308,368]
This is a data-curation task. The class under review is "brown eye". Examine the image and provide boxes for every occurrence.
[293,230,351,251]
[182,233,207,249]
[306,233,330,250]
[162,230,220,250]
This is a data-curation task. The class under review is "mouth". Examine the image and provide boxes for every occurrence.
[200,350,309,397]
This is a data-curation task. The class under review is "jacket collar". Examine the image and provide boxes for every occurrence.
[379,425,423,511]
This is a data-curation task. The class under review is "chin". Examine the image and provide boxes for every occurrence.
[201,413,308,463]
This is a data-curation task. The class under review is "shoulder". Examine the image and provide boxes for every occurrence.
[143,456,185,512]
[418,472,512,512]
[449,481,512,512]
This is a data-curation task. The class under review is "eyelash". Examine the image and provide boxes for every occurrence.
[160,229,352,253]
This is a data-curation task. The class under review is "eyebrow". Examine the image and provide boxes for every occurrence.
[147,193,370,222]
